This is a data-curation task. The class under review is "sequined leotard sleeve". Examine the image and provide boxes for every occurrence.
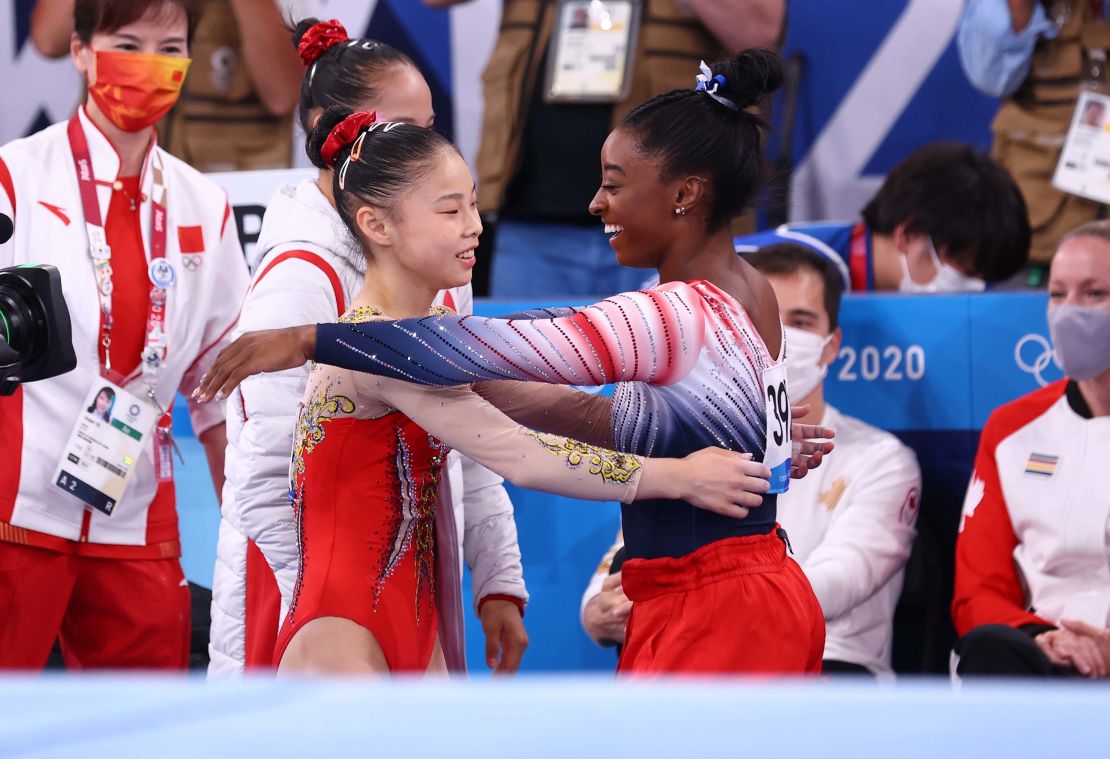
[313,286,706,388]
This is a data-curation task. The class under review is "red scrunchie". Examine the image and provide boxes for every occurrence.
[320,111,379,168]
[297,19,349,67]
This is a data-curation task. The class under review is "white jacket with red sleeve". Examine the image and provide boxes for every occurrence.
[953,379,1110,636]
[0,108,248,556]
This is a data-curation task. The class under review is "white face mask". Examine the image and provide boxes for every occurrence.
[784,325,833,399]
[899,238,986,293]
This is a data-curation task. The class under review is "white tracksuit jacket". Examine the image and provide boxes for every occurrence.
[0,108,247,554]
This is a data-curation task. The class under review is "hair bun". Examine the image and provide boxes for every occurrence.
[307,105,352,169]
[294,18,349,67]
[705,49,786,111]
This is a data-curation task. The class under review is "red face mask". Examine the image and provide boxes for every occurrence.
[87,49,191,132]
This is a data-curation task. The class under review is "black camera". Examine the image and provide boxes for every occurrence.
[0,213,77,395]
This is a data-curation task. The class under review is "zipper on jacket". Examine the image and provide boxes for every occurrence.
[79,509,91,543]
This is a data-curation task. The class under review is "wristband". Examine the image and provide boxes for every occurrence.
[479,593,526,618]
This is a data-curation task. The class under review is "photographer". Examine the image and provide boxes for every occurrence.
[0,0,248,670]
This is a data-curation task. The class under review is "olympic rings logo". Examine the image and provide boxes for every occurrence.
[1013,333,1062,387]
[182,255,203,272]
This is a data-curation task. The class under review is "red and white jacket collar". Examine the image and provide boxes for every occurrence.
[75,105,158,207]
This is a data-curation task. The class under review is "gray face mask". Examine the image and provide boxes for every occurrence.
[1048,304,1110,381]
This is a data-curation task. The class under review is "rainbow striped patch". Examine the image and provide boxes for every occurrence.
[1025,453,1058,478]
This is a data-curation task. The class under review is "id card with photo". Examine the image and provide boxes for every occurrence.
[53,381,157,516]
[1052,91,1110,204]
[544,0,640,103]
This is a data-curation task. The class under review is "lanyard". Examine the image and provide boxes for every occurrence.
[67,115,171,396]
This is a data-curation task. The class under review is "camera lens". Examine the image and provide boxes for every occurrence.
[0,265,75,395]
[0,275,46,363]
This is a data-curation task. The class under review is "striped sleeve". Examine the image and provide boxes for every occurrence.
[314,285,704,387]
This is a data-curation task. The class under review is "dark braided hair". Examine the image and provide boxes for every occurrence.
[292,17,416,152]
[306,105,457,251]
[623,50,786,231]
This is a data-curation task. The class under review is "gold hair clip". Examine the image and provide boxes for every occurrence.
[350,131,368,162]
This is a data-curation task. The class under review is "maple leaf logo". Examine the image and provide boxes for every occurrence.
[958,475,985,533]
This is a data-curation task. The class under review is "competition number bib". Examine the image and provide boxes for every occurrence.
[544,0,641,103]
[52,380,158,516]
[763,362,792,495]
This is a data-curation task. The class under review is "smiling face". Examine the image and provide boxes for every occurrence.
[357,147,481,293]
[588,128,685,269]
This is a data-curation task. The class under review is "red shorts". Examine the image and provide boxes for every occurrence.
[618,530,825,675]
[0,542,190,670]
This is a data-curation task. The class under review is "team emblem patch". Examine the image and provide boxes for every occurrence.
[177,225,205,253]
[1025,453,1058,478]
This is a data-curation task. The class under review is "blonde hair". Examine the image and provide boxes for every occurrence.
[1060,220,1110,247]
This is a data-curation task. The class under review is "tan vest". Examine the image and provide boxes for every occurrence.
[992,1,1110,263]
[475,0,723,214]
[159,0,292,171]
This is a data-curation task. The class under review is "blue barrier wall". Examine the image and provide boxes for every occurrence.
[175,292,1057,673]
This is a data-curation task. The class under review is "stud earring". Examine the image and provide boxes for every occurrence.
[675,207,686,216]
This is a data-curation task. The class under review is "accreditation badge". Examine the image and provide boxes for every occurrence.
[52,380,158,516]
[1052,90,1110,204]
[762,361,792,495]
[544,0,641,103]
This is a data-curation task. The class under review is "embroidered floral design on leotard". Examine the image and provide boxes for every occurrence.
[286,378,356,620]
[290,379,357,482]
[342,304,449,323]
[340,305,385,323]
[523,431,642,485]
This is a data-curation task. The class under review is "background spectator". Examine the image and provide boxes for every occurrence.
[31,0,310,170]
[954,220,1110,678]
[0,0,250,670]
[736,143,1030,292]
[958,0,1106,286]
